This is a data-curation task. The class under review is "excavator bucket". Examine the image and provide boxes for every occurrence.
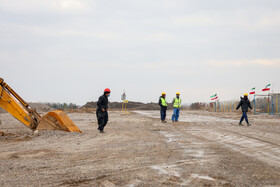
[36,111,82,133]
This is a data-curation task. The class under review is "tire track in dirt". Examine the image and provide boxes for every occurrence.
[135,111,280,186]
[136,110,280,167]
[169,119,280,168]
[197,121,280,167]
[147,120,228,186]
[1,111,279,186]
[205,120,280,146]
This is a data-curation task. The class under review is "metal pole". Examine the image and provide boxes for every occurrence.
[125,102,127,112]
[272,96,274,115]
[215,102,216,112]
[268,97,270,115]
[254,94,256,114]
[215,102,217,112]
[276,98,278,114]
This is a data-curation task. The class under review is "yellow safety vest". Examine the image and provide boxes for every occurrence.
[161,98,167,106]
[173,97,181,108]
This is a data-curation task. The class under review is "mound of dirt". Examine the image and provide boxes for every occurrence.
[0,103,51,113]
[29,103,51,112]
[81,101,174,110]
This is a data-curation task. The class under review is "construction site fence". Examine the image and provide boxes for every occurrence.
[209,93,280,115]
[253,93,280,115]
[209,100,242,113]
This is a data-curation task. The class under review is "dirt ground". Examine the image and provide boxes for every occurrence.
[0,110,279,186]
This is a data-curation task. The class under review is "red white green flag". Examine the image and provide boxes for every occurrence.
[210,94,218,101]
[249,87,255,95]
[262,84,271,91]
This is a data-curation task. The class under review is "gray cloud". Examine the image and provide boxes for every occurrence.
[1,0,279,105]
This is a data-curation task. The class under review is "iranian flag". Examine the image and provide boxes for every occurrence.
[210,94,218,101]
[249,87,256,95]
[262,84,271,91]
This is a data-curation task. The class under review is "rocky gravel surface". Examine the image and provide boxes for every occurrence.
[0,110,279,186]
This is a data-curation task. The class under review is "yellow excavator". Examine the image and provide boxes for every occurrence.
[0,78,81,133]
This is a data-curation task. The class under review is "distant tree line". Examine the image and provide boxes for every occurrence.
[46,103,79,109]
[190,102,206,110]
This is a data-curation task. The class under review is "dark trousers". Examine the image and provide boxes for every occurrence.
[96,110,108,131]
[240,112,249,124]
[160,109,166,121]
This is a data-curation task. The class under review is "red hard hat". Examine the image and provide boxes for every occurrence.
[104,88,111,93]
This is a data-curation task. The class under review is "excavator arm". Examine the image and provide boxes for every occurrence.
[0,78,81,133]
[0,78,39,129]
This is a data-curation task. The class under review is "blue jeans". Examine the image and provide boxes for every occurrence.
[172,108,180,121]
[160,109,166,121]
[240,112,249,124]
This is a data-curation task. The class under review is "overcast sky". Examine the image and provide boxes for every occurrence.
[1,0,280,105]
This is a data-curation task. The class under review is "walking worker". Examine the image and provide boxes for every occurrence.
[172,92,182,122]
[236,93,252,126]
[158,92,167,123]
[96,88,111,133]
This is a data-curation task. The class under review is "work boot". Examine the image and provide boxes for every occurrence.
[239,123,243,126]
[247,123,251,126]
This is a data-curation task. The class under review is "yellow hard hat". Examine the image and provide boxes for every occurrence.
[162,92,166,95]
[244,93,248,96]
[176,92,180,95]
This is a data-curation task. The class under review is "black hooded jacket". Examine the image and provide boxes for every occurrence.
[97,94,108,110]
[236,97,252,112]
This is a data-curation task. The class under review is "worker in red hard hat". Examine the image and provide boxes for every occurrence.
[96,88,111,133]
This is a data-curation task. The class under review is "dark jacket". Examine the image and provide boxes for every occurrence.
[97,94,108,111]
[158,96,167,110]
[236,97,252,112]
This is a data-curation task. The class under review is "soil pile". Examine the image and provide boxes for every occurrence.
[0,103,51,114]
[29,103,51,112]
[81,101,173,110]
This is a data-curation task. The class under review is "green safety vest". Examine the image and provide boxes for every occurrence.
[161,98,167,106]
[173,97,181,108]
